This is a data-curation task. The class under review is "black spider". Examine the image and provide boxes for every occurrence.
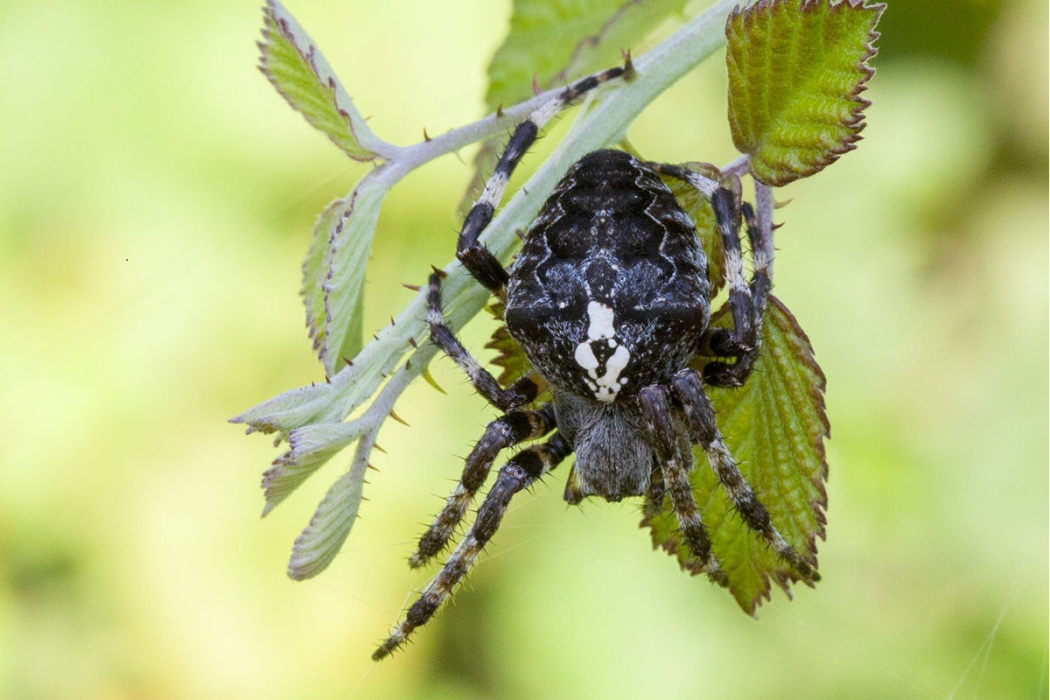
[373,61,817,660]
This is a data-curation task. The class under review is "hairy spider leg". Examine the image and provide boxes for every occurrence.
[411,403,557,568]
[670,369,819,583]
[641,462,667,523]
[646,163,767,388]
[702,200,772,386]
[638,384,728,586]
[455,62,629,294]
[374,432,573,660]
[428,271,539,411]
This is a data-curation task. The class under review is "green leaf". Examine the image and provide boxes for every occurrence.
[726,0,885,186]
[304,176,388,378]
[287,438,371,580]
[229,379,345,437]
[644,296,829,612]
[487,0,688,110]
[259,0,391,161]
[261,422,366,516]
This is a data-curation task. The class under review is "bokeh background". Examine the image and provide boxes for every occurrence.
[1,0,1046,698]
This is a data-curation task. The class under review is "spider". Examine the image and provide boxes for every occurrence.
[373,60,818,660]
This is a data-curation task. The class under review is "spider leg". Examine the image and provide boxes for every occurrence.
[646,163,768,388]
[374,432,572,660]
[742,202,772,334]
[670,369,819,583]
[638,384,727,587]
[411,403,557,568]
[428,271,539,411]
[641,458,666,523]
[701,200,771,387]
[455,63,629,295]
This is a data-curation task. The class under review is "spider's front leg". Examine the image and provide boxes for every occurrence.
[454,62,629,295]
[671,369,819,583]
[410,403,556,568]
[415,272,551,565]
[374,432,572,660]
[638,384,727,586]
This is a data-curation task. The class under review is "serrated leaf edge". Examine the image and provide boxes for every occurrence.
[259,0,393,161]
[727,0,885,185]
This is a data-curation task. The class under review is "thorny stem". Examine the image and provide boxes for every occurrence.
[237,0,747,435]
[755,182,775,277]
[237,0,755,574]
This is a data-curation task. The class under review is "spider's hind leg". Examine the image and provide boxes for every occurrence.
[671,369,819,583]
[638,384,727,586]
[374,432,572,660]
[411,403,556,568]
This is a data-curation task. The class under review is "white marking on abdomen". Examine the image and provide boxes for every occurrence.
[586,301,615,341]
[574,343,598,371]
[574,301,631,402]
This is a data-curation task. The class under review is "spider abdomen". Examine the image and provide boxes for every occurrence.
[505,150,711,403]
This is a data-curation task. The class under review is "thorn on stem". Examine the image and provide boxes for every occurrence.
[421,367,446,394]
[622,49,636,80]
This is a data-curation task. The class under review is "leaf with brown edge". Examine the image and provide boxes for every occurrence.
[642,295,829,612]
[726,0,885,186]
[302,176,387,378]
[259,0,391,161]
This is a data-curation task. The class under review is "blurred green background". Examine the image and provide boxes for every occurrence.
[1,0,1046,698]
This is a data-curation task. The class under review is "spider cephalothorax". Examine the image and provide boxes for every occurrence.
[373,62,817,661]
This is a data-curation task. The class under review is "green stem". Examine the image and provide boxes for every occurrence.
[237,0,745,439]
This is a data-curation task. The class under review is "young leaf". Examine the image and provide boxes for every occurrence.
[287,433,374,580]
[643,296,829,612]
[305,175,388,378]
[229,379,347,438]
[261,422,367,516]
[726,0,884,186]
[259,0,393,161]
